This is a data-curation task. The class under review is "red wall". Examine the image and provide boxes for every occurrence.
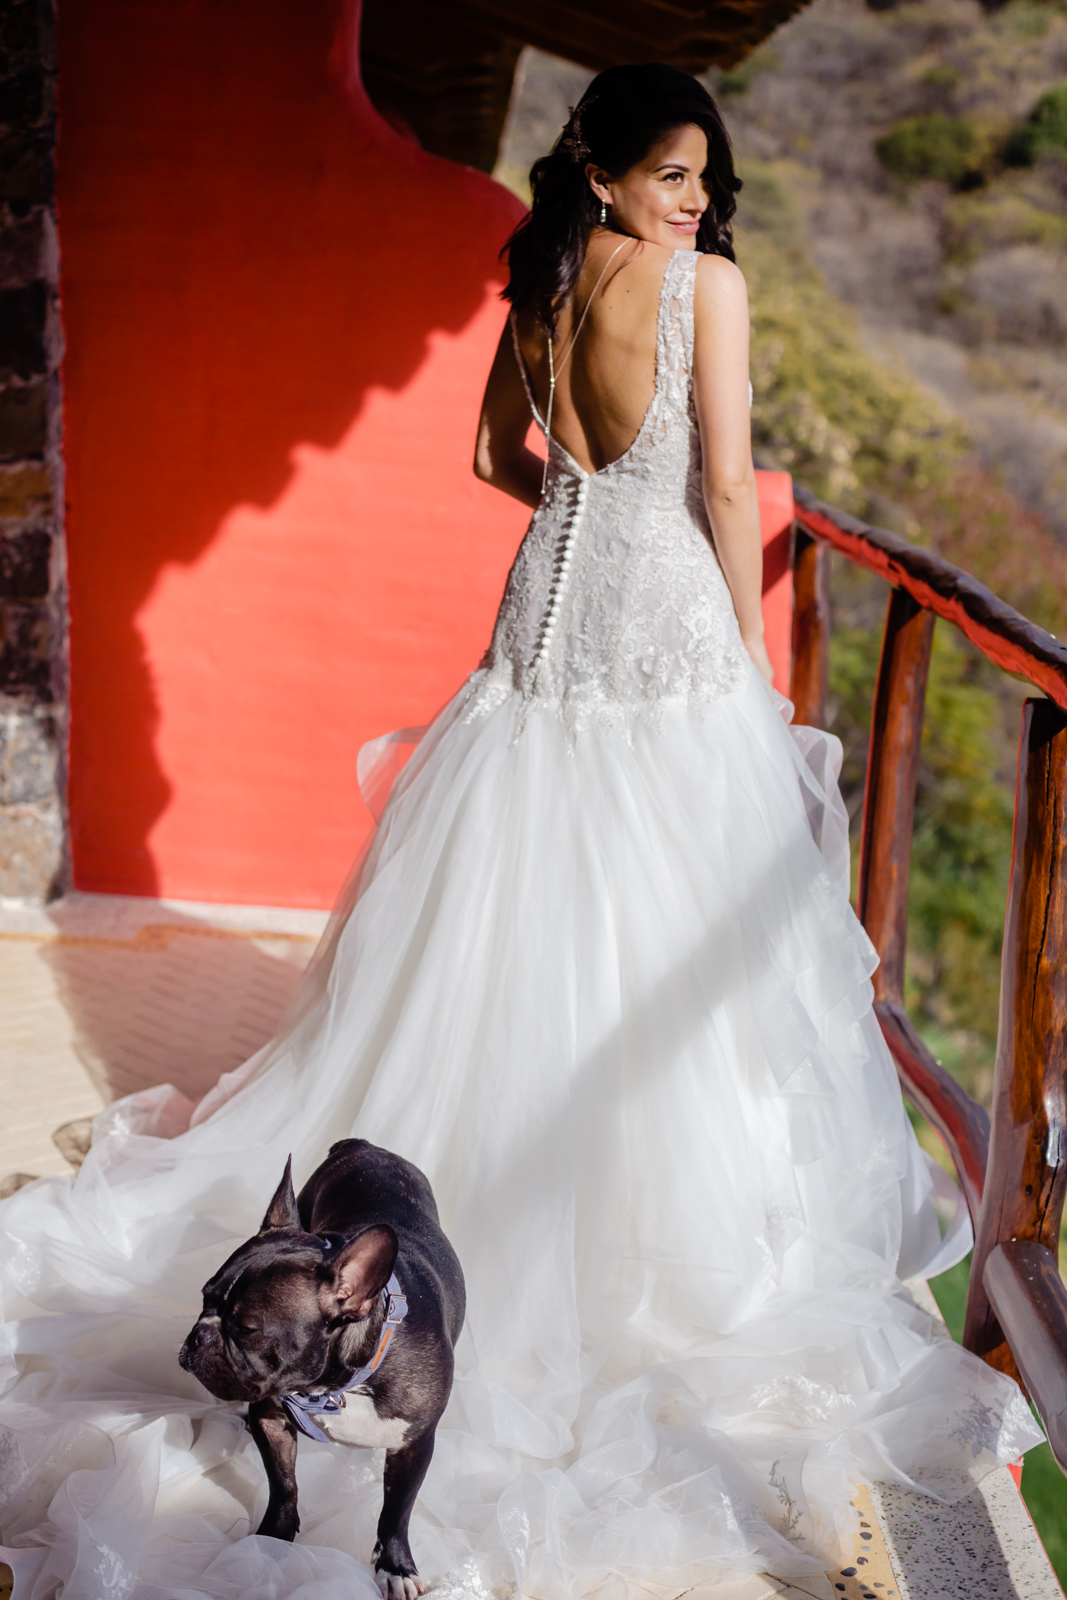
[58,2,793,909]
[58,0,528,906]
[758,470,795,694]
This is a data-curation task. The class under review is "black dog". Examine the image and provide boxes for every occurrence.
[180,1139,465,1599]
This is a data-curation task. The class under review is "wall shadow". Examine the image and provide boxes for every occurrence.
[57,0,524,896]
[40,904,316,1113]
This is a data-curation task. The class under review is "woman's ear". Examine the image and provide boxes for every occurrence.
[584,163,612,206]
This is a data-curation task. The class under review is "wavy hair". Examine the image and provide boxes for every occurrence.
[502,64,741,333]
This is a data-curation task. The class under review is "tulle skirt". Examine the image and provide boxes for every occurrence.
[0,670,1041,1600]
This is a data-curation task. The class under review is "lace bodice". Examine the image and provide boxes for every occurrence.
[465,249,751,737]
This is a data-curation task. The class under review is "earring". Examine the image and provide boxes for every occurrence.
[599,200,607,224]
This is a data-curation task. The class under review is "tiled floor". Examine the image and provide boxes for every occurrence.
[0,891,324,1189]
[0,893,1060,1600]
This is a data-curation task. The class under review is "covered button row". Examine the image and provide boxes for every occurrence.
[533,482,588,665]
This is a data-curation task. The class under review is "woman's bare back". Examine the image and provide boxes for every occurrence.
[514,234,681,475]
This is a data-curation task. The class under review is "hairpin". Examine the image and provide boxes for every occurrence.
[559,97,596,162]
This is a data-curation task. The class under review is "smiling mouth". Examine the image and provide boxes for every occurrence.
[667,219,700,232]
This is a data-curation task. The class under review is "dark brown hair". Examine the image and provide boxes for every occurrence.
[502,64,741,333]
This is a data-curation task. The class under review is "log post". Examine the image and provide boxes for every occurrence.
[856,587,935,1003]
[854,592,985,1217]
[790,527,829,728]
[965,698,1067,1393]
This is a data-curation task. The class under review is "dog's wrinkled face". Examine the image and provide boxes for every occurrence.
[179,1157,397,1402]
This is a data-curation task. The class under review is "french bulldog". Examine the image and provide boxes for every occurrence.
[180,1138,465,1599]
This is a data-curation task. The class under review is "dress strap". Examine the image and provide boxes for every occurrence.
[540,236,633,494]
[509,238,636,494]
[663,250,699,379]
[551,236,632,381]
[657,251,751,406]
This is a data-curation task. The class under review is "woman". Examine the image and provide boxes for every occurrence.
[0,64,1040,1600]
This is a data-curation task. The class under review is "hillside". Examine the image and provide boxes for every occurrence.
[715,0,1067,537]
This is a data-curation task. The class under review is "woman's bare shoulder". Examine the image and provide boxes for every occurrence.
[694,252,748,307]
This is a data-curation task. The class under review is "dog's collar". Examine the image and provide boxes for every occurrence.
[279,1272,408,1444]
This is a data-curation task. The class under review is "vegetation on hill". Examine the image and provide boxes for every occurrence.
[714,0,1067,540]
[876,111,992,187]
[1007,82,1067,165]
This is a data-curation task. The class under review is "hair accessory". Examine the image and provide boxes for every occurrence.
[559,98,595,162]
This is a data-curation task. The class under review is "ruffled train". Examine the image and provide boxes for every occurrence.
[0,670,1041,1600]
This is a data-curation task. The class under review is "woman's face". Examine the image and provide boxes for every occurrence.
[587,124,710,250]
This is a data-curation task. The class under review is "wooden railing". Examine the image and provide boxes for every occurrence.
[790,483,1067,1474]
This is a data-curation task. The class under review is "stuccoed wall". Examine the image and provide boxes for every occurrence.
[0,0,67,900]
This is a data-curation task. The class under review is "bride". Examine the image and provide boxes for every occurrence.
[0,62,1041,1600]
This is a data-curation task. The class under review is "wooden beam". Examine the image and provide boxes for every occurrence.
[360,0,522,171]
[793,486,1067,709]
[875,998,989,1225]
[983,1241,1067,1471]
[358,0,815,170]
[856,587,934,1005]
[965,698,1067,1396]
[444,0,812,72]
[790,526,829,727]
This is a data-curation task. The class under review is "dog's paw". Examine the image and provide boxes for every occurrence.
[375,1569,426,1600]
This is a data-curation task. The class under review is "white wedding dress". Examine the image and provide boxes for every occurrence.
[0,249,1041,1600]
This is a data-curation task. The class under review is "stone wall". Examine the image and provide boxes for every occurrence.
[0,0,67,900]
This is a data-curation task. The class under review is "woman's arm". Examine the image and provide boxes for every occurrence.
[473,322,545,509]
[692,255,774,686]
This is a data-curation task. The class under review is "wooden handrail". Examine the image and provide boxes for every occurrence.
[793,485,1067,707]
[789,494,1067,1474]
[874,999,989,1224]
[965,700,1067,1391]
[984,1242,1067,1467]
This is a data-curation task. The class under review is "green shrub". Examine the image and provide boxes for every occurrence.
[876,114,982,186]
[921,63,961,90]
[1005,83,1067,166]
[994,0,1061,40]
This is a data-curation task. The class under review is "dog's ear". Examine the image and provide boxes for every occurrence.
[324,1224,398,1320]
[259,1155,300,1233]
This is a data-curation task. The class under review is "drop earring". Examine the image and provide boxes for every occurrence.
[599,200,607,224]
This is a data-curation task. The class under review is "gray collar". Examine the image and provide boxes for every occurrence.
[279,1273,408,1443]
